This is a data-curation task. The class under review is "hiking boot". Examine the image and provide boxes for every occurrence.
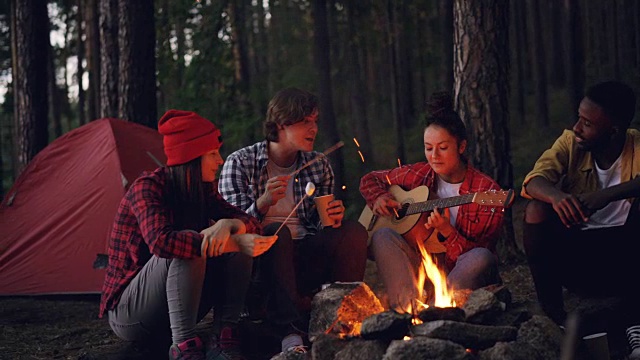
[207,326,246,360]
[627,325,640,360]
[168,336,206,360]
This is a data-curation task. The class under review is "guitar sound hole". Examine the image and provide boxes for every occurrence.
[395,204,409,220]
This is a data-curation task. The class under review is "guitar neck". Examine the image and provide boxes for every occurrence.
[405,194,476,215]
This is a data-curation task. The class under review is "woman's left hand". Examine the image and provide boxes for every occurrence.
[326,199,345,228]
[200,219,245,257]
[424,207,455,238]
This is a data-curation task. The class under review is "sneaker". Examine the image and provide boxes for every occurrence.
[281,333,305,353]
[627,325,640,360]
[169,337,206,360]
[207,326,246,360]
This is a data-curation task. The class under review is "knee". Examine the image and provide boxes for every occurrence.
[340,220,368,249]
[524,199,553,224]
[370,228,401,253]
[468,248,497,270]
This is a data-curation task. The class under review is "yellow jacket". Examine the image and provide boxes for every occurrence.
[521,128,640,200]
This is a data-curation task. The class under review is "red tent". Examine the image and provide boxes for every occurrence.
[0,119,166,295]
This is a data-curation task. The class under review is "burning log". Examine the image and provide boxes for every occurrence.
[417,306,466,323]
[308,282,384,340]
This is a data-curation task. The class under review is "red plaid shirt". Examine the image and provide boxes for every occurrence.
[359,162,504,265]
[99,167,260,317]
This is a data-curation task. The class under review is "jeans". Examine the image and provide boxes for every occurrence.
[108,252,251,344]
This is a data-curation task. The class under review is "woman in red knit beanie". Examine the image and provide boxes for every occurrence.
[99,110,277,360]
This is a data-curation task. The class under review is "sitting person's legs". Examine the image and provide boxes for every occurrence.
[370,227,422,312]
[108,255,208,356]
[447,247,501,290]
[523,199,567,323]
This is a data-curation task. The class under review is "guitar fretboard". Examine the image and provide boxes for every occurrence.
[405,194,475,215]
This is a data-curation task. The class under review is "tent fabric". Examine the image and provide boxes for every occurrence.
[0,119,166,295]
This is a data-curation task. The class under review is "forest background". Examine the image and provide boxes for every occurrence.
[2,0,640,262]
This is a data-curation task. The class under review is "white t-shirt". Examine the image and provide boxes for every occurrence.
[263,160,308,239]
[435,176,463,226]
[581,155,630,230]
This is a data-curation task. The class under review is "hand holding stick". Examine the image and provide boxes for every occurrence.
[274,182,316,236]
[289,141,344,177]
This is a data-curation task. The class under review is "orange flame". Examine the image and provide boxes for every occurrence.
[357,150,365,163]
[353,137,360,147]
[341,185,346,190]
[414,240,456,310]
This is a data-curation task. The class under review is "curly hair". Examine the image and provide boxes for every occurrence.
[585,81,636,128]
[264,88,319,142]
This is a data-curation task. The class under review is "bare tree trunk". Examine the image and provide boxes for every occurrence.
[85,0,100,121]
[76,0,86,125]
[346,1,373,172]
[228,0,252,141]
[527,0,549,127]
[385,0,406,165]
[564,0,585,118]
[453,0,518,262]
[511,0,526,123]
[311,0,344,194]
[439,0,453,93]
[548,0,566,87]
[12,0,49,176]
[48,36,62,138]
[117,0,156,128]
[99,0,118,118]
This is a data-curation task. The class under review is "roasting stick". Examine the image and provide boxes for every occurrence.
[289,141,345,177]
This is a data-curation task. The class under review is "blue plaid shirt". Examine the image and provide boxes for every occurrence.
[218,141,334,234]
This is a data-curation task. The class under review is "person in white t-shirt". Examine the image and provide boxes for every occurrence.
[521,80,640,359]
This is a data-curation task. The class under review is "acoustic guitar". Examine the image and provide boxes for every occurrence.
[358,185,514,251]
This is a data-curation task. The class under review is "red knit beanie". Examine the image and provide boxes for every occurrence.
[157,109,222,166]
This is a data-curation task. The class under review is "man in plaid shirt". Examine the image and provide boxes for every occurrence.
[218,88,368,354]
[359,92,505,313]
[100,110,276,360]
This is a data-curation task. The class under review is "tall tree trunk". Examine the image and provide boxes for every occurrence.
[228,0,252,141]
[511,0,526,123]
[76,0,86,125]
[85,0,100,121]
[548,0,566,87]
[12,0,49,176]
[453,0,518,261]
[385,0,406,165]
[564,0,585,118]
[48,36,62,138]
[117,0,156,128]
[527,0,549,127]
[311,0,344,194]
[99,0,118,118]
[346,1,372,172]
[439,0,453,93]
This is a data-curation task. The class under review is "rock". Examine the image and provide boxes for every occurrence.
[311,334,346,360]
[477,341,539,360]
[382,337,473,360]
[334,338,389,360]
[463,288,506,324]
[411,320,517,350]
[517,315,563,360]
[360,311,412,341]
[308,282,384,341]
[417,306,466,323]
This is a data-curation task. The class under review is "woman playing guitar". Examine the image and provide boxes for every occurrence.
[359,92,507,313]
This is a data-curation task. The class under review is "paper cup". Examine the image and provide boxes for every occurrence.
[582,332,610,360]
[314,194,335,226]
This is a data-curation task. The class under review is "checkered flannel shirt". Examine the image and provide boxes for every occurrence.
[99,167,260,317]
[359,162,505,265]
[218,141,334,234]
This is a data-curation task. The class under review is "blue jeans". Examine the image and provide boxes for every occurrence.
[370,227,501,311]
